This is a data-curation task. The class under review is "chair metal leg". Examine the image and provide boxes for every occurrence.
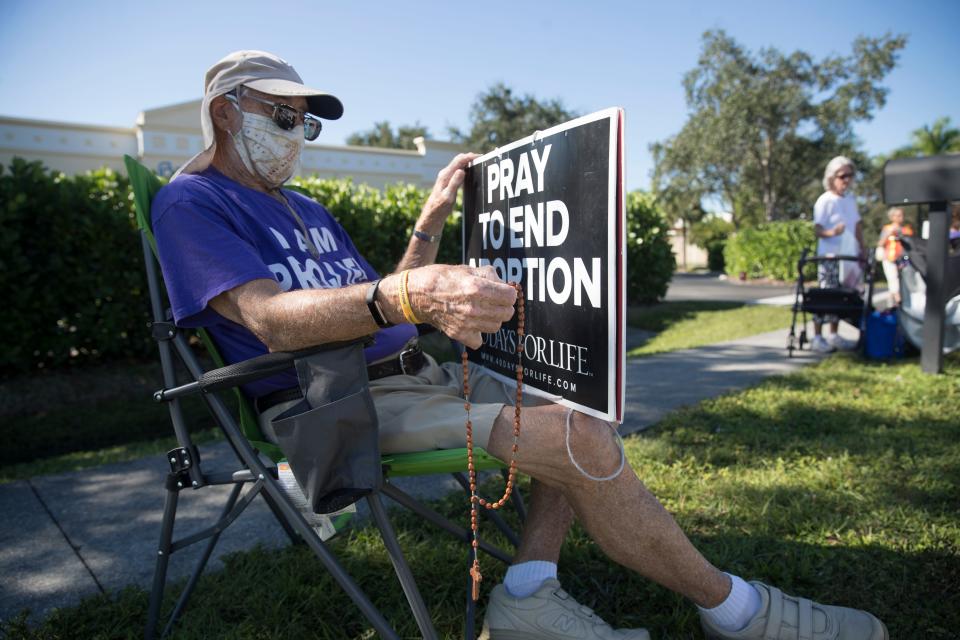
[145,486,179,640]
[381,482,512,564]
[160,482,244,638]
[258,478,401,639]
[367,493,439,640]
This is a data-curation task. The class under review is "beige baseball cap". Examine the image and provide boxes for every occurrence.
[175,50,343,178]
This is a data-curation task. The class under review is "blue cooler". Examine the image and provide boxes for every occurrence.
[865,310,903,359]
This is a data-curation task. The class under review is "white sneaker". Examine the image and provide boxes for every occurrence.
[811,336,835,353]
[480,579,650,639]
[700,581,888,639]
[828,334,858,351]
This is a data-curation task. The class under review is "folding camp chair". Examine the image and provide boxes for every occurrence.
[124,156,525,640]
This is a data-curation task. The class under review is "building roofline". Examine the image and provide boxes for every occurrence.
[0,115,134,136]
[139,98,201,116]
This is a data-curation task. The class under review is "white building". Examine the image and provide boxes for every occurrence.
[0,99,463,189]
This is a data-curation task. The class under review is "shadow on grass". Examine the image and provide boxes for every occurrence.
[562,531,960,640]
[650,395,959,465]
[4,522,956,640]
[640,354,959,467]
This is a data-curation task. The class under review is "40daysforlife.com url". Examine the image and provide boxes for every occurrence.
[477,351,579,392]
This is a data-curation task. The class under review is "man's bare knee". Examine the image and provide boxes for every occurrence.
[488,405,623,486]
[562,410,623,483]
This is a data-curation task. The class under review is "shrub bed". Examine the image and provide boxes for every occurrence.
[723,219,815,281]
[626,191,676,303]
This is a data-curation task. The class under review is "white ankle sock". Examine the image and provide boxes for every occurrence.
[698,573,763,632]
[503,561,558,598]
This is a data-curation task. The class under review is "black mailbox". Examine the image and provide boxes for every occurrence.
[882,153,960,374]
[883,154,960,205]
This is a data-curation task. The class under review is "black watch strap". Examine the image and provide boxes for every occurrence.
[365,279,393,328]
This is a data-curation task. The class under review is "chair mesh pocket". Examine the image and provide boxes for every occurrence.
[271,343,381,514]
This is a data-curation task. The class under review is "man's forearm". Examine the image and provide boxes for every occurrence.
[223,272,430,352]
[235,283,381,352]
[393,230,442,272]
[392,152,477,273]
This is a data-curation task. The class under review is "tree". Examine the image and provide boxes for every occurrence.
[346,121,430,151]
[449,83,578,153]
[653,30,907,227]
[909,117,960,155]
[650,172,706,270]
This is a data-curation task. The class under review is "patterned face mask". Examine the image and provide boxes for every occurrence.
[232,110,304,188]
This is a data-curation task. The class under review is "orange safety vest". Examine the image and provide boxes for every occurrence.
[882,224,914,262]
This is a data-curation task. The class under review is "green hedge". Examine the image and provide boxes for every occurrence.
[625,191,676,303]
[723,220,814,281]
[2,160,675,376]
[0,159,153,376]
[287,176,459,273]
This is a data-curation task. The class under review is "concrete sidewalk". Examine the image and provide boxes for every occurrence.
[0,321,855,624]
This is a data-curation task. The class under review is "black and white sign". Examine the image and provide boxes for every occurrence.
[462,108,625,422]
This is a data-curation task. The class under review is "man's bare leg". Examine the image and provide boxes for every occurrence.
[487,404,730,608]
[511,479,574,563]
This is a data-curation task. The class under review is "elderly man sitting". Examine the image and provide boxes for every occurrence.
[152,50,888,640]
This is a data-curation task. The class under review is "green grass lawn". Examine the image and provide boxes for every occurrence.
[4,353,957,639]
[628,301,794,357]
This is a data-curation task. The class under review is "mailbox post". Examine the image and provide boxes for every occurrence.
[883,154,960,373]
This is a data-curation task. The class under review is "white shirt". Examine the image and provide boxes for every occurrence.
[813,191,860,257]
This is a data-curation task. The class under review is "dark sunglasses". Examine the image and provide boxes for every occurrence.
[836,172,853,180]
[227,90,322,141]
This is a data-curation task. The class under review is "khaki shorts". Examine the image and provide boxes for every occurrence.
[258,354,521,455]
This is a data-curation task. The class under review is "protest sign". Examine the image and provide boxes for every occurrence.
[462,108,625,422]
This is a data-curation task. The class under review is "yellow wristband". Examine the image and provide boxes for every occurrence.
[398,270,421,324]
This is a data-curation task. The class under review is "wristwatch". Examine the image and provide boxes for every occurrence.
[365,279,393,328]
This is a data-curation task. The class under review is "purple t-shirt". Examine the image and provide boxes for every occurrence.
[152,167,416,397]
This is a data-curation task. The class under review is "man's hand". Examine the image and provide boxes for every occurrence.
[832,222,846,237]
[403,264,517,349]
[416,153,480,234]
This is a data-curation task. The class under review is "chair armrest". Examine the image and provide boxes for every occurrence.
[198,347,313,392]
[198,338,371,392]
[155,337,372,403]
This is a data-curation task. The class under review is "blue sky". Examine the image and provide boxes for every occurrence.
[1,0,957,191]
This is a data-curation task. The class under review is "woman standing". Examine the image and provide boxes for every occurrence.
[811,156,865,353]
